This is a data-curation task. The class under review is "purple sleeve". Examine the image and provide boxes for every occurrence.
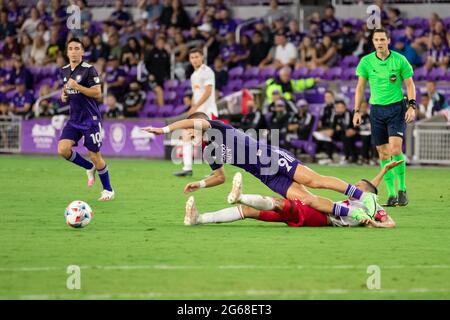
[25,92,34,104]
[87,67,102,87]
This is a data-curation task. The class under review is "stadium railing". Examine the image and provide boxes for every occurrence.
[0,116,21,153]
[413,119,450,165]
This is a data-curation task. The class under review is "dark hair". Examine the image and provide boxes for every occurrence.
[421,93,429,97]
[66,37,84,49]
[187,112,209,120]
[189,48,204,56]
[372,28,390,39]
[361,179,378,195]
[335,100,347,106]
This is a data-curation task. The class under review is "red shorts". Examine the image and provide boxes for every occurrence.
[260,199,329,227]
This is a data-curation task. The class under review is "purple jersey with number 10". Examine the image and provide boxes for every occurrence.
[204,120,302,197]
[60,61,102,130]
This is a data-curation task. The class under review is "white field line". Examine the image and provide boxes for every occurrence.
[4,288,450,300]
[1,264,450,272]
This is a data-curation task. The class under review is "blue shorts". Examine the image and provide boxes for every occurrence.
[260,148,301,197]
[60,121,103,153]
[370,100,406,146]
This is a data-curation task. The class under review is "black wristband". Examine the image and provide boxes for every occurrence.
[408,99,417,109]
[354,109,360,113]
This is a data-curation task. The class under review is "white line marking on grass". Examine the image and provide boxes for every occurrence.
[1,264,450,272]
[4,288,450,300]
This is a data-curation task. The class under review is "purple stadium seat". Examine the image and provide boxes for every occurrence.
[323,67,342,80]
[342,68,356,80]
[229,66,244,79]
[391,29,405,40]
[243,79,261,89]
[409,17,426,28]
[341,55,358,67]
[226,79,243,92]
[163,91,177,103]
[309,67,325,78]
[173,104,187,116]
[244,66,259,80]
[443,17,450,28]
[427,68,447,81]
[413,67,427,81]
[164,79,179,90]
[292,67,308,79]
[157,104,174,117]
[304,92,324,104]
[260,67,277,80]
[142,104,159,118]
[414,29,425,38]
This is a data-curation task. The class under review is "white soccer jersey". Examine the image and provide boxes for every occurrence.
[329,199,365,227]
[190,64,218,118]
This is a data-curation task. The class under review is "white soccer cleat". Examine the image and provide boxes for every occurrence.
[227,172,243,204]
[184,196,199,226]
[87,166,96,187]
[98,189,115,201]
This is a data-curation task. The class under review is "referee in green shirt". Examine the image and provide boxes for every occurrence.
[353,28,416,206]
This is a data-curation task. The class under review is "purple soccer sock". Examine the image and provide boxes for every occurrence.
[332,203,350,217]
[344,184,363,200]
[68,151,94,170]
[98,165,113,192]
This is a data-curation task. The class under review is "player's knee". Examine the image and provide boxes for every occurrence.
[308,176,325,189]
[390,145,402,156]
[57,143,71,159]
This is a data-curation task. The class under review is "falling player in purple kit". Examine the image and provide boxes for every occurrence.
[142,112,378,220]
[57,38,115,201]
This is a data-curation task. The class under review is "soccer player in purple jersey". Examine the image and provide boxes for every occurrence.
[57,38,114,201]
[142,112,379,220]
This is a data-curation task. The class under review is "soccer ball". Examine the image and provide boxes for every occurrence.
[65,200,93,228]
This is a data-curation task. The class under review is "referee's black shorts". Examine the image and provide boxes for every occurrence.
[370,100,406,146]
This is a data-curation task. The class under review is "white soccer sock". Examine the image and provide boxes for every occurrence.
[182,141,193,171]
[239,194,276,211]
[198,207,244,224]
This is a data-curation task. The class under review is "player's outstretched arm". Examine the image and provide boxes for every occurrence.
[370,160,404,188]
[184,167,226,193]
[361,215,396,228]
[141,119,210,135]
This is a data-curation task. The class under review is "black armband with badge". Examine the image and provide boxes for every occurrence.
[408,99,417,110]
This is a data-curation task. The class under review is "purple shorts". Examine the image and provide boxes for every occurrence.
[261,148,301,198]
[60,121,102,153]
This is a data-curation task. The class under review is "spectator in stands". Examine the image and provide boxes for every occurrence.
[213,56,228,95]
[10,81,34,120]
[265,0,290,24]
[0,94,12,118]
[123,81,146,117]
[8,56,33,91]
[50,0,67,24]
[180,91,192,114]
[81,35,93,63]
[31,35,48,66]
[2,31,20,59]
[424,34,449,71]
[401,25,416,46]
[37,22,51,44]
[266,90,296,115]
[121,37,142,68]
[46,29,64,64]
[313,90,335,159]
[0,9,15,41]
[220,31,241,69]
[337,22,358,57]
[108,32,122,61]
[20,6,41,38]
[193,0,207,26]
[286,99,315,143]
[248,31,270,68]
[296,35,317,69]
[241,99,266,133]
[36,84,57,117]
[103,92,124,119]
[173,31,189,80]
[320,5,340,40]
[144,35,170,107]
[426,80,449,113]
[272,18,287,35]
[353,24,373,58]
[268,99,289,146]
[387,8,404,30]
[91,34,110,62]
[105,55,127,101]
[417,93,433,120]
[286,19,303,47]
[262,32,297,69]
[315,35,338,69]
[375,0,389,25]
[187,26,203,42]
[20,33,33,65]
[236,35,251,67]
[198,23,220,65]
[109,0,132,31]
[8,0,25,29]
[253,18,272,45]
[333,100,357,164]
[356,101,374,165]
[160,0,191,30]
[393,38,422,68]
[215,9,236,40]
[265,66,315,105]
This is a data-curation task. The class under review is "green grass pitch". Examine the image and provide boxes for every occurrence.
[0,155,449,299]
